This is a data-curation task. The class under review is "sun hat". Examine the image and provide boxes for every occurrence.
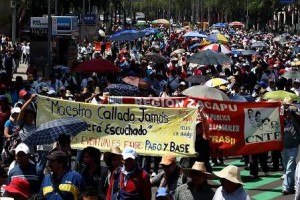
[156,187,170,198]
[160,153,176,166]
[11,107,21,115]
[65,90,74,97]
[94,86,101,94]
[182,161,214,179]
[122,147,137,160]
[282,96,293,105]
[214,165,245,185]
[3,177,30,198]
[103,145,122,165]
[15,143,30,155]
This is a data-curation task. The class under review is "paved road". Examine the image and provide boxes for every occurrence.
[14,63,296,200]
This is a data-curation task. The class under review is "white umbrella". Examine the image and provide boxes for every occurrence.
[98,29,106,37]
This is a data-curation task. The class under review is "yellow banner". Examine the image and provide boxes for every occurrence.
[37,96,198,156]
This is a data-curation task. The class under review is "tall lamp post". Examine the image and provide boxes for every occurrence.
[11,0,17,45]
[246,0,249,30]
[47,0,52,77]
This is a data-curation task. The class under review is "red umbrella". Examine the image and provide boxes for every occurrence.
[229,21,245,27]
[122,76,150,89]
[72,59,120,73]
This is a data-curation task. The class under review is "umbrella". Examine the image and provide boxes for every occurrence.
[189,43,200,50]
[110,29,139,41]
[207,33,228,44]
[205,78,228,87]
[103,84,141,96]
[200,40,211,46]
[185,75,209,84]
[139,28,160,37]
[145,52,168,64]
[187,50,232,65]
[231,49,255,56]
[98,29,105,37]
[21,117,88,146]
[282,71,300,79]
[229,21,245,27]
[230,95,248,102]
[182,85,230,101]
[122,76,150,89]
[183,31,207,38]
[262,90,300,101]
[200,44,231,54]
[251,41,267,49]
[291,61,300,66]
[171,49,185,56]
[72,59,120,73]
[152,19,170,27]
[211,23,228,28]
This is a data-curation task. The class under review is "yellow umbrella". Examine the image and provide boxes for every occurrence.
[207,33,228,44]
[204,78,228,87]
[200,40,211,46]
[291,61,300,66]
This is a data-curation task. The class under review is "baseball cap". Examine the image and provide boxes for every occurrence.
[19,90,28,98]
[122,147,137,160]
[46,151,68,161]
[160,152,176,165]
[15,143,30,155]
[179,81,186,86]
[11,107,21,115]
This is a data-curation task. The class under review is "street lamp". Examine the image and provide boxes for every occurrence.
[10,0,17,45]
[246,0,249,30]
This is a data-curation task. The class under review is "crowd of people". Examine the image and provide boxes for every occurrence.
[0,22,300,199]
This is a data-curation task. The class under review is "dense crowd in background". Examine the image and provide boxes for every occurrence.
[0,23,300,199]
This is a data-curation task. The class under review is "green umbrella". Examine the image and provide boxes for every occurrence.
[262,90,300,101]
[282,71,300,79]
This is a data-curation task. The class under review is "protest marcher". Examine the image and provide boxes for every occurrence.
[41,151,86,200]
[106,147,151,200]
[281,97,300,195]
[79,187,99,200]
[213,165,250,200]
[80,146,107,199]
[103,145,123,192]
[7,143,40,194]
[174,161,214,200]
[151,153,186,195]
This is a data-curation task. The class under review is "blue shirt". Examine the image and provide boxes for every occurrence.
[41,169,85,200]
[4,119,17,136]
[8,162,40,193]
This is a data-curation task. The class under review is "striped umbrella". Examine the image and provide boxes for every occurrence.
[201,44,231,54]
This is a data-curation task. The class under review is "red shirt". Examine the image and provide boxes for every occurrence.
[106,168,151,200]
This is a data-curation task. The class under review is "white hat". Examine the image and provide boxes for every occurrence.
[11,107,21,115]
[15,143,30,155]
[122,147,137,160]
[214,165,244,185]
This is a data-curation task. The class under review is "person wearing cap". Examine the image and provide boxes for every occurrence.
[106,147,151,200]
[7,143,40,194]
[174,162,214,200]
[172,81,186,97]
[151,153,186,196]
[14,89,36,113]
[213,165,250,200]
[281,98,300,195]
[41,151,86,200]
[155,187,172,200]
[3,177,30,200]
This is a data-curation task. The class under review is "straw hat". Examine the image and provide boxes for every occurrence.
[103,92,110,97]
[214,165,244,185]
[103,145,122,166]
[182,161,215,179]
[282,96,293,105]
[82,88,88,94]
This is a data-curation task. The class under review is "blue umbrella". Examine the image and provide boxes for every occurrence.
[139,28,160,36]
[212,23,228,28]
[231,49,255,56]
[110,29,139,41]
[183,31,207,38]
[21,117,88,146]
[189,43,200,50]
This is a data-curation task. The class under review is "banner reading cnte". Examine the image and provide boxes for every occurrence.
[36,96,198,157]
